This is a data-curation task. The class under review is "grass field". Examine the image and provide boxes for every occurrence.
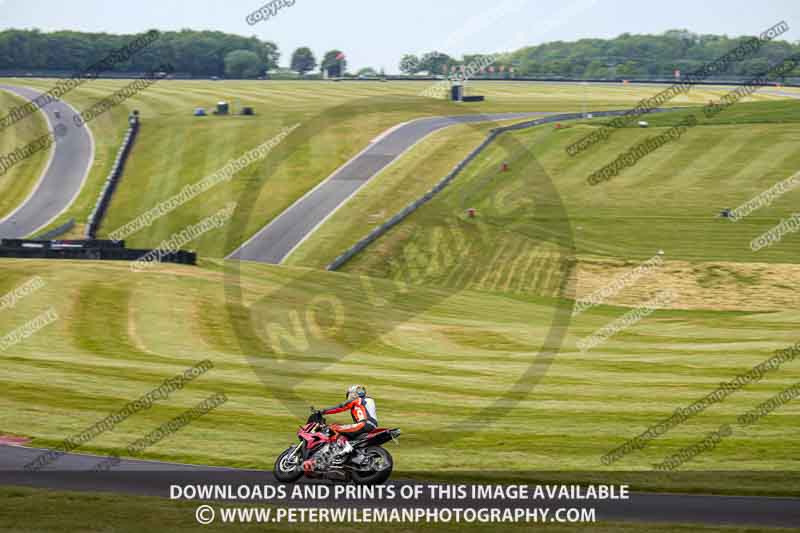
[0,90,51,222]
[4,79,795,253]
[0,258,799,495]
[0,486,775,533]
[1,82,800,502]
[286,99,800,270]
[322,101,800,312]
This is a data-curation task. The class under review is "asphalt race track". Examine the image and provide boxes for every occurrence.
[0,85,94,238]
[228,112,552,264]
[1,445,799,527]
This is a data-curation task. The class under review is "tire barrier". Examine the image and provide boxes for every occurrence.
[1,238,123,249]
[34,218,75,240]
[0,239,196,265]
[85,116,140,239]
[326,107,683,271]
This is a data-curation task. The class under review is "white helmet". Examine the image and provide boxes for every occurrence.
[346,384,367,400]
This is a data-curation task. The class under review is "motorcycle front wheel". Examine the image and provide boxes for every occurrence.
[351,447,393,485]
[273,445,304,483]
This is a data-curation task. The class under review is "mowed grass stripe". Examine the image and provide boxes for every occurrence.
[0,90,52,221]
[0,258,796,477]
[619,127,738,192]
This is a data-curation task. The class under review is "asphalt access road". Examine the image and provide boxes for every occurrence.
[0,84,93,238]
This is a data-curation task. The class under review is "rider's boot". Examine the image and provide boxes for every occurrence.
[331,436,352,463]
[340,439,353,455]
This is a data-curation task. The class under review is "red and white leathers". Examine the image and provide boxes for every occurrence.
[321,396,378,439]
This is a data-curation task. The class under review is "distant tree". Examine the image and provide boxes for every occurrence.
[741,58,772,77]
[224,49,263,78]
[616,60,642,77]
[321,50,346,77]
[461,54,493,69]
[584,59,607,78]
[356,67,378,77]
[399,54,420,74]
[418,51,453,75]
[290,47,316,75]
[663,29,698,42]
[245,36,280,73]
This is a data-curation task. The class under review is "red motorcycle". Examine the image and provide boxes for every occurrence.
[273,408,400,484]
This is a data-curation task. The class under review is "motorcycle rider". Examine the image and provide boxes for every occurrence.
[318,385,378,459]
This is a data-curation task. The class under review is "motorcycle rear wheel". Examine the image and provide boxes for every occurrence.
[351,446,393,485]
[273,445,304,483]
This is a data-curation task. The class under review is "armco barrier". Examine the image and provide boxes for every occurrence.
[85,116,140,238]
[326,107,683,271]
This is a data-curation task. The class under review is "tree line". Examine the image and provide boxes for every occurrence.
[401,29,800,79]
[2,28,799,80]
[0,29,349,78]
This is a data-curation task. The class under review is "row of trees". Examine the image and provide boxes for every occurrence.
[288,47,349,77]
[0,28,353,78]
[4,28,798,79]
[400,52,500,76]
[0,29,279,76]
[227,47,349,77]
[400,30,800,79]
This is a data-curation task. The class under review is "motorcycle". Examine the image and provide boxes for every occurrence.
[273,408,400,484]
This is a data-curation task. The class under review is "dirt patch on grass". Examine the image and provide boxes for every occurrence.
[575,257,799,311]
